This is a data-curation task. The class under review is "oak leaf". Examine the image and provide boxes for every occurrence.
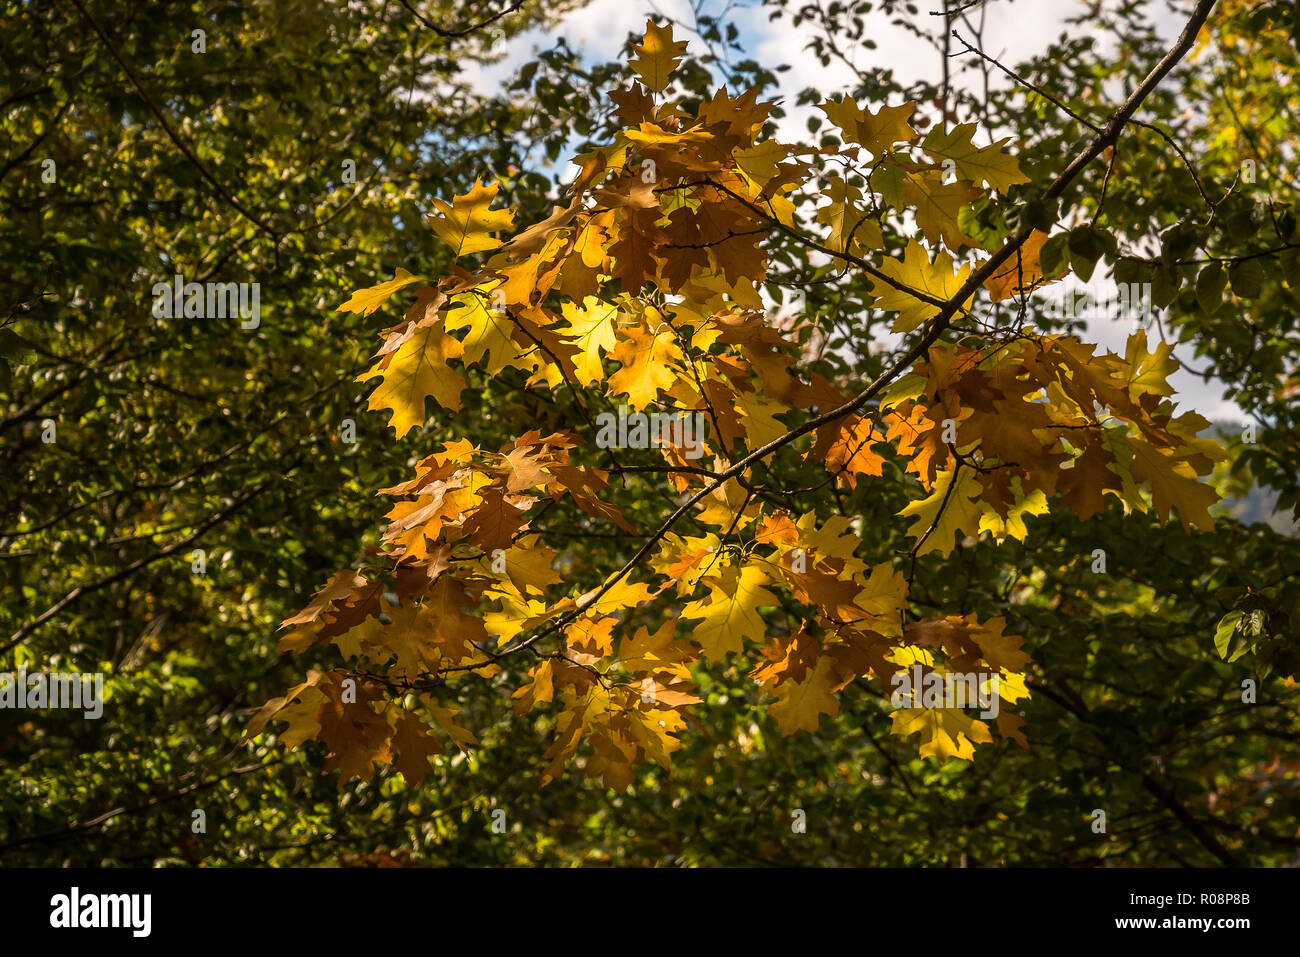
[898,465,985,556]
[819,96,917,156]
[630,20,687,93]
[357,320,466,437]
[922,122,1030,193]
[768,654,841,735]
[337,267,424,317]
[890,707,991,761]
[427,179,515,257]
[681,564,775,659]
[871,239,975,333]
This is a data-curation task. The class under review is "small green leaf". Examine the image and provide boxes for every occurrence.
[1195,263,1227,314]
[1213,610,1244,660]
[1228,258,1265,299]
[1039,233,1070,278]
[1151,262,1181,308]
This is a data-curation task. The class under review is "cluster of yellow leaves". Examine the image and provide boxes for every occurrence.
[253,20,1224,791]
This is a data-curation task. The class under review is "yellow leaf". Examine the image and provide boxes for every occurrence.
[733,387,789,448]
[734,140,787,187]
[902,170,982,251]
[681,564,775,659]
[1099,424,1151,515]
[483,586,547,647]
[984,230,1055,302]
[336,267,424,317]
[1122,431,1220,532]
[877,372,926,411]
[890,707,991,761]
[607,324,683,409]
[422,696,478,750]
[498,535,563,595]
[1122,331,1179,399]
[511,659,555,714]
[427,179,515,257]
[695,478,760,530]
[357,321,466,437]
[994,670,1031,705]
[819,96,917,156]
[444,291,530,374]
[816,176,884,258]
[969,616,1033,672]
[795,512,867,571]
[574,578,656,616]
[922,122,1030,193]
[871,239,974,333]
[275,690,328,748]
[978,477,1049,542]
[243,673,324,742]
[630,19,687,93]
[558,296,619,385]
[651,532,721,593]
[898,465,984,556]
[626,705,687,769]
[768,654,840,735]
[855,562,908,637]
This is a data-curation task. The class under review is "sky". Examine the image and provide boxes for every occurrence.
[460,0,1238,420]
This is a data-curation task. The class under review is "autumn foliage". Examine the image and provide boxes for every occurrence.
[249,20,1225,790]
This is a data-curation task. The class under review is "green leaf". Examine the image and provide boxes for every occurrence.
[1228,258,1265,299]
[1195,263,1227,314]
[1151,261,1181,307]
[1112,257,1142,287]
[1213,610,1243,659]
[1039,233,1070,278]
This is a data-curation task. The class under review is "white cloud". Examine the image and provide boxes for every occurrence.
[460,0,700,97]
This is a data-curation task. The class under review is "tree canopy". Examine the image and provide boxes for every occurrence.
[2,0,1297,867]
